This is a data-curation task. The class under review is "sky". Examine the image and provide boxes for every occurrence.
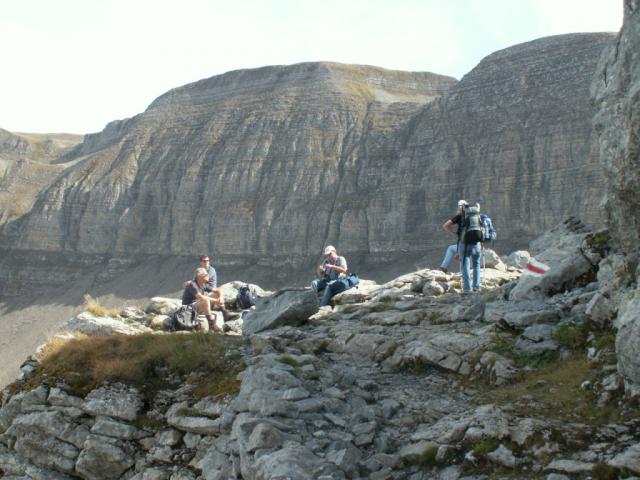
[0,0,622,134]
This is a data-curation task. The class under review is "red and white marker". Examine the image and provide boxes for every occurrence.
[525,258,550,276]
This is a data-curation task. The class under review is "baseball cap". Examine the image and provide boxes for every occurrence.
[457,199,468,208]
[323,245,336,255]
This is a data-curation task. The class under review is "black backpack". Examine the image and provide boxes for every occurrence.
[462,204,483,244]
[172,304,200,331]
[236,285,258,309]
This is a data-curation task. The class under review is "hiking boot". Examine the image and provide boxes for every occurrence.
[222,310,240,321]
[207,317,222,333]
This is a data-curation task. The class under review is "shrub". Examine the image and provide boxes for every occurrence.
[554,323,589,350]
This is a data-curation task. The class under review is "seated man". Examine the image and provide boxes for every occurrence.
[183,255,239,323]
[182,268,222,332]
[311,245,349,307]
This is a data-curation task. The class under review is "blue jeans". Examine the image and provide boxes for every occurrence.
[311,278,348,306]
[461,242,481,291]
[440,243,461,270]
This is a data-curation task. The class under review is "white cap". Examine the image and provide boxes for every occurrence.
[323,245,336,255]
[458,199,468,208]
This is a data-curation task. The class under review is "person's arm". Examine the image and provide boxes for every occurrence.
[443,219,456,237]
[195,291,210,302]
[326,257,348,274]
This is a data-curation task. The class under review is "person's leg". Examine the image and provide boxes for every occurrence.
[461,244,472,292]
[440,244,458,270]
[321,280,349,306]
[472,243,482,291]
[311,278,327,292]
[195,299,219,332]
[320,284,333,306]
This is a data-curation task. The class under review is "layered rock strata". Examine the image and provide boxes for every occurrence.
[0,33,615,296]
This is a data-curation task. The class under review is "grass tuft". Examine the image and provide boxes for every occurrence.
[83,294,121,318]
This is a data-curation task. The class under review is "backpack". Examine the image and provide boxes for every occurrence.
[480,213,497,242]
[172,304,200,331]
[462,204,483,244]
[346,273,360,288]
[236,285,258,310]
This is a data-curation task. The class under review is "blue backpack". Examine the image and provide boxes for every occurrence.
[480,213,497,242]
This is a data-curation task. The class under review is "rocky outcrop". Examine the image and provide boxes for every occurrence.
[0,33,616,299]
[1,229,637,479]
[592,1,640,396]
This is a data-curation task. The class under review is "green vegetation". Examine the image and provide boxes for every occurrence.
[20,332,245,400]
[554,322,590,350]
[483,353,629,423]
[417,443,439,467]
[278,355,302,367]
[472,438,499,456]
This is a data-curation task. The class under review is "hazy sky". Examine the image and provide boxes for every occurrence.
[1,0,622,134]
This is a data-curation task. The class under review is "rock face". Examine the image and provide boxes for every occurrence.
[592,0,640,256]
[0,129,82,228]
[0,33,615,296]
[592,0,640,395]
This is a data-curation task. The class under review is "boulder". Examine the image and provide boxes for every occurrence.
[509,220,595,301]
[62,311,152,336]
[242,288,319,334]
[614,288,640,395]
[503,250,530,268]
[145,297,182,315]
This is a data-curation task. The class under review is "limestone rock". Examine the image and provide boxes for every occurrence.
[75,438,135,480]
[82,384,143,421]
[242,289,319,334]
[62,311,152,336]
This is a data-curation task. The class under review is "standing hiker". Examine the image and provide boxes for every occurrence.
[459,203,483,293]
[440,200,468,274]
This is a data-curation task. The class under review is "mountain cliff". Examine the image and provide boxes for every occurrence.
[0,129,82,226]
[0,33,615,297]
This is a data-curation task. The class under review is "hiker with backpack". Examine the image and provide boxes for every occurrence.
[459,202,484,293]
[440,199,468,274]
[311,245,349,307]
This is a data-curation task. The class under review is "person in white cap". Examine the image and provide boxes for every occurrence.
[439,200,468,273]
[311,245,348,306]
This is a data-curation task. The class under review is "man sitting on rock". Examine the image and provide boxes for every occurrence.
[182,268,222,332]
[311,245,349,307]
[182,255,239,324]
